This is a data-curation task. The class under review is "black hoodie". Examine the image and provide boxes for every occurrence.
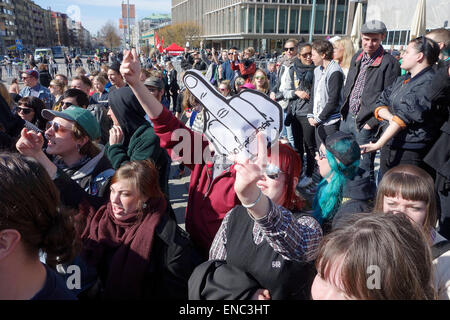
[106,87,170,195]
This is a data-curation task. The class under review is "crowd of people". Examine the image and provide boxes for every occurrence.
[0,19,449,301]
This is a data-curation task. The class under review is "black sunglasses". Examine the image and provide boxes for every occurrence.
[301,52,312,57]
[16,106,33,115]
[62,101,73,109]
[284,47,296,52]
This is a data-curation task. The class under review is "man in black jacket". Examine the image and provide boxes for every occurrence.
[339,20,400,190]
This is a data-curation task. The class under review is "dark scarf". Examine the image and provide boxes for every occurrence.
[79,197,167,299]
[108,86,149,146]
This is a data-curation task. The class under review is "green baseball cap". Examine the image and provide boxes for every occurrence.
[42,106,101,140]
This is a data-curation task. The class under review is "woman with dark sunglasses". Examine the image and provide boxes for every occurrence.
[16,96,48,132]
[361,36,442,179]
[189,136,323,300]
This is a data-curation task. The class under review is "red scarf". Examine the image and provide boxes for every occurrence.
[80,198,166,299]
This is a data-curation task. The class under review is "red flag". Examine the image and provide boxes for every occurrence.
[155,32,163,53]
[162,36,165,51]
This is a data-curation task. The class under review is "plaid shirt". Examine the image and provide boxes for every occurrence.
[209,199,323,262]
[349,46,384,115]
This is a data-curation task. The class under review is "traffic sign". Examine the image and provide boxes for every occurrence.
[17,44,23,51]
[15,39,22,45]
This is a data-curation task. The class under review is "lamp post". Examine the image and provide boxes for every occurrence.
[308,0,317,43]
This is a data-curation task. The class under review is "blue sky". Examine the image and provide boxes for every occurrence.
[33,0,171,35]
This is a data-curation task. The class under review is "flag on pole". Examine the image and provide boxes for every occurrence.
[155,32,163,53]
[162,36,165,51]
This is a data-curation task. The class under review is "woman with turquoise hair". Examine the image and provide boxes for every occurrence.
[313,128,362,233]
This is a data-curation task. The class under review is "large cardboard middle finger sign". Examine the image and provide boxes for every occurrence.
[183,70,283,160]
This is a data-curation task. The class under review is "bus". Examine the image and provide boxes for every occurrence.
[51,46,69,59]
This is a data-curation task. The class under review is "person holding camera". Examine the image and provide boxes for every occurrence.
[230,47,256,84]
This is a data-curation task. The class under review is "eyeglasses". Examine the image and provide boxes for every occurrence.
[219,87,228,92]
[301,52,312,58]
[62,101,73,109]
[284,47,296,52]
[265,163,285,180]
[16,106,33,114]
[317,149,327,160]
[22,76,32,80]
[227,52,234,55]
[254,76,265,80]
[46,120,72,134]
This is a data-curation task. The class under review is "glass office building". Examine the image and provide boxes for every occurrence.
[172,0,355,53]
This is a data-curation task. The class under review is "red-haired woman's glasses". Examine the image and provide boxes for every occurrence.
[265,163,284,180]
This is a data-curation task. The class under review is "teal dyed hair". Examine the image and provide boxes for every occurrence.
[313,139,360,224]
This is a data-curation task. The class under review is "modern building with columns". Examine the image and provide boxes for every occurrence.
[172,0,358,53]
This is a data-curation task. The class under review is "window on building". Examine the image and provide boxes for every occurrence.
[314,0,326,34]
[400,30,407,45]
[264,8,277,33]
[241,7,247,33]
[393,30,400,45]
[300,8,311,34]
[256,7,263,33]
[328,0,336,34]
[335,0,348,35]
[290,9,299,34]
[279,8,288,34]
[248,7,255,33]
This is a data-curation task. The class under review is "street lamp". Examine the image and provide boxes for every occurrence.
[308,0,316,43]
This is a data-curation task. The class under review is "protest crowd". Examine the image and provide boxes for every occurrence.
[0,20,449,301]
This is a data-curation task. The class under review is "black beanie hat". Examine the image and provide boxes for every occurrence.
[318,127,361,166]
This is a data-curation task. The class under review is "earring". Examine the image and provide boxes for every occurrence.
[142,203,147,209]
[76,144,80,153]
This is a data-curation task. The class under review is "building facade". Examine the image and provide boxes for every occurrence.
[0,0,92,56]
[365,0,449,50]
[172,0,356,52]
[0,0,16,53]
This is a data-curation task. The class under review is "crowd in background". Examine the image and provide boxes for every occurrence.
[0,20,449,301]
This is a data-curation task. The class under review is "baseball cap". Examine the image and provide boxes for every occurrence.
[144,76,163,89]
[22,69,39,79]
[317,128,361,167]
[361,20,387,34]
[42,106,101,140]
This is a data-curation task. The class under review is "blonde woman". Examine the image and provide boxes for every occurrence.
[252,68,270,95]
[49,79,65,109]
[333,37,355,83]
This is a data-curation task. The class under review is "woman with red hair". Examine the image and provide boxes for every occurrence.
[189,135,323,300]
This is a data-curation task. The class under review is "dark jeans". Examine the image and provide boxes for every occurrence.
[340,114,376,179]
[436,172,450,240]
[379,146,435,180]
[292,115,316,177]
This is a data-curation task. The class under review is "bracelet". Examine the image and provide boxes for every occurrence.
[241,189,263,209]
